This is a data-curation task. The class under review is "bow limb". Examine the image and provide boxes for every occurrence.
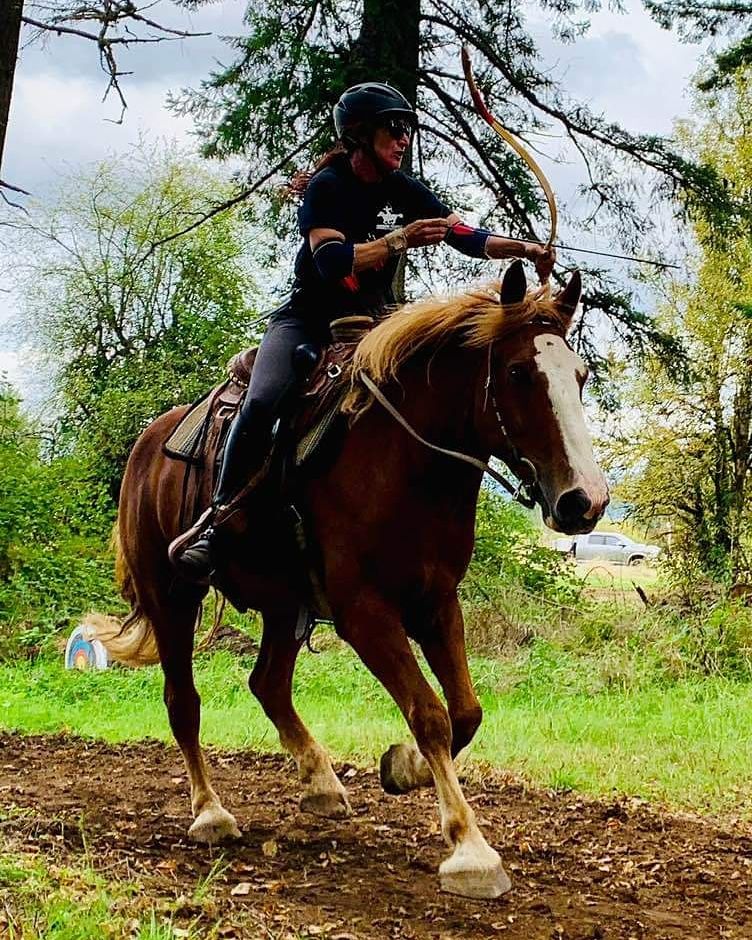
[460,46,558,255]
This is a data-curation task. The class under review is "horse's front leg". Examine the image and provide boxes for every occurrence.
[380,593,481,795]
[249,608,351,818]
[336,588,509,899]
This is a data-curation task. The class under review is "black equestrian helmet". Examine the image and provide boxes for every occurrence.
[333,83,417,137]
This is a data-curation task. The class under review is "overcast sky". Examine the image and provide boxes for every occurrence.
[0,0,709,399]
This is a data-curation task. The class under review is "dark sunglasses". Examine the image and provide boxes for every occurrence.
[381,117,415,140]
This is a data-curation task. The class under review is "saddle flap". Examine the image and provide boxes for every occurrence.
[164,315,375,474]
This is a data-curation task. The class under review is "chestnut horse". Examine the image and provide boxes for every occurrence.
[90,260,609,899]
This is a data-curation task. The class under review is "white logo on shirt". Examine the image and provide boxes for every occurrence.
[375,203,403,231]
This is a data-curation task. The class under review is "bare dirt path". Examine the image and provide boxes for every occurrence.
[0,732,751,939]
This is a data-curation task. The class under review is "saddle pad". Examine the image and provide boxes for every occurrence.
[164,394,212,463]
[295,386,349,466]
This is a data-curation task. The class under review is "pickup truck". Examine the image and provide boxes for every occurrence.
[553,532,661,566]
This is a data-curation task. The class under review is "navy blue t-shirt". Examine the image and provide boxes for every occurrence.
[293,156,450,320]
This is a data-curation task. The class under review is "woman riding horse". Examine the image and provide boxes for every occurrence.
[174,81,556,580]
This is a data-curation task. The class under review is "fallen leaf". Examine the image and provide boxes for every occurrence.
[230,882,252,896]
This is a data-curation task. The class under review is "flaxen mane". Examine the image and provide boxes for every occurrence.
[343,281,567,416]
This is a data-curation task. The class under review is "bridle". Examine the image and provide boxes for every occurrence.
[479,316,569,509]
[482,339,538,508]
[357,318,568,510]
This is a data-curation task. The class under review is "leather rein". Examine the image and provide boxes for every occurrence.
[357,339,540,509]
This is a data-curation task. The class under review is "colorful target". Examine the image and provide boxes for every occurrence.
[64,624,110,670]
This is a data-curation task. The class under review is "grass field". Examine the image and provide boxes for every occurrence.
[3,577,752,938]
[0,846,180,939]
[2,637,752,818]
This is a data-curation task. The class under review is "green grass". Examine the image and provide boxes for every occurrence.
[2,639,752,817]
[0,845,190,938]
[573,559,662,597]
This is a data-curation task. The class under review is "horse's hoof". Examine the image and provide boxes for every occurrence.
[300,789,352,818]
[380,743,432,794]
[439,845,511,900]
[188,805,241,844]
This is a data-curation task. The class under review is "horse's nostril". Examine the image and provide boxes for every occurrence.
[556,487,592,523]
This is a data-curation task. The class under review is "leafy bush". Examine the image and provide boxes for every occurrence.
[468,488,580,601]
[461,487,582,651]
[0,385,118,656]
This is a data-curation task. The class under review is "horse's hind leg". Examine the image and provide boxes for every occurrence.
[381,594,481,794]
[151,591,240,843]
[337,589,508,899]
[249,608,351,818]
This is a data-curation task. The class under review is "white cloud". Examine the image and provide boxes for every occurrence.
[5,73,198,195]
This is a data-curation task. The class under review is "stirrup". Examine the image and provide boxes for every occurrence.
[174,530,215,584]
[168,505,215,569]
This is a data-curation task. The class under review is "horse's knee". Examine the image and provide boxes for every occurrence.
[452,702,482,754]
[248,665,283,717]
[164,678,199,710]
[247,667,261,700]
[410,699,452,753]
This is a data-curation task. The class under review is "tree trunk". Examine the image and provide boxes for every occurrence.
[352,0,420,105]
[353,0,421,303]
[0,0,23,180]
[729,324,752,580]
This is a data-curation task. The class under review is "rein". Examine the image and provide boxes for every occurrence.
[358,371,537,509]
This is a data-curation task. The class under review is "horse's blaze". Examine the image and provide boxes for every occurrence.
[533,334,609,524]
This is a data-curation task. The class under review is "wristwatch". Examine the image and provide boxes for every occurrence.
[384,228,408,256]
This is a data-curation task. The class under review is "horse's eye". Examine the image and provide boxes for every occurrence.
[508,365,531,385]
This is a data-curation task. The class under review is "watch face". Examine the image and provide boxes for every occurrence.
[389,231,407,252]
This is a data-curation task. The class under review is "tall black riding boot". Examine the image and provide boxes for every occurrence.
[174,411,274,582]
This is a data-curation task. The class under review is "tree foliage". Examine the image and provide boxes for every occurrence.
[605,74,752,584]
[11,147,260,494]
[644,0,752,92]
[0,381,117,651]
[171,0,731,381]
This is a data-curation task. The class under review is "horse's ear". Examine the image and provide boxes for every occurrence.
[555,270,582,323]
[500,259,527,306]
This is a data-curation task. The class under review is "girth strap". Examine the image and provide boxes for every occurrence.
[358,373,536,508]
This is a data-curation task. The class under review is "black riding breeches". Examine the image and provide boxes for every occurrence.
[213,309,327,506]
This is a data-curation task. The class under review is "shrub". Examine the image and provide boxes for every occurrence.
[0,386,117,656]
[461,487,582,651]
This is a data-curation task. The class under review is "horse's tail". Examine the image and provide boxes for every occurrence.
[83,523,160,667]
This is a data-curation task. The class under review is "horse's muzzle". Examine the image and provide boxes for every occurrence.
[551,486,608,534]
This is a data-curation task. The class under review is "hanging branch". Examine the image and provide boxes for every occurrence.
[21,2,210,124]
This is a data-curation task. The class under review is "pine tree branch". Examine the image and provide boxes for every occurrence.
[21,14,207,43]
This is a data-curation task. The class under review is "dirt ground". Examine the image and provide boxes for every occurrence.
[0,733,751,939]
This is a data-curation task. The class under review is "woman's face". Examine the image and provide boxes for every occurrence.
[371,123,411,172]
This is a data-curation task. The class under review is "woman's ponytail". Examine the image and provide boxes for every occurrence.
[286,142,350,198]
